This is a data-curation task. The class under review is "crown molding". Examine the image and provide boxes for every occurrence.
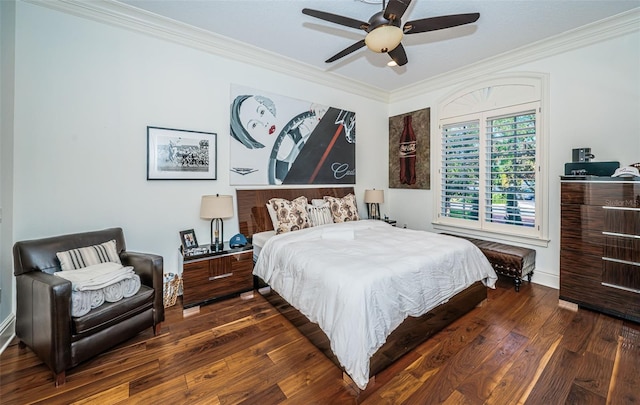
[389,8,640,103]
[22,1,639,105]
[23,0,391,103]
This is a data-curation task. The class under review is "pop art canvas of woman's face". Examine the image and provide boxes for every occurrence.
[230,85,356,185]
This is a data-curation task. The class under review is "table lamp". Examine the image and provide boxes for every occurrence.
[364,189,384,220]
[200,194,234,252]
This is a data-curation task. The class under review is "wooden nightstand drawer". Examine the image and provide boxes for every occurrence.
[182,246,253,308]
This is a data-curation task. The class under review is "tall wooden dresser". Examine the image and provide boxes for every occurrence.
[560,178,640,322]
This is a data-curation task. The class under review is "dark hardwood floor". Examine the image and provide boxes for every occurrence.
[1,277,638,404]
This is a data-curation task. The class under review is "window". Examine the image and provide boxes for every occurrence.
[441,120,480,221]
[485,111,537,229]
[439,103,540,238]
[436,74,547,243]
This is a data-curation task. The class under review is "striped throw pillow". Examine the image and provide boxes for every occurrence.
[56,239,121,271]
[307,203,334,227]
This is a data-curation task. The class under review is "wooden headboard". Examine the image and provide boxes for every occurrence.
[236,187,355,238]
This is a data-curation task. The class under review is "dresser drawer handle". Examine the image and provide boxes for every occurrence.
[209,272,233,281]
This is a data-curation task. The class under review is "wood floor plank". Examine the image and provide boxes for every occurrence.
[573,351,614,399]
[30,360,160,405]
[560,308,599,354]
[566,383,607,405]
[184,358,229,389]
[236,383,287,405]
[484,307,569,405]
[586,313,623,360]
[403,323,514,404]
[455,331,529,403]
[523,346,582,405]
[487,334,561,405]
[406,319,487,382]
[268,336,344,399]
[607,323,640,404]
[119,375,190,404]
[360,368,423,404]
[442,389,475,405]
[69,382,130,405]
[2,282,638,405]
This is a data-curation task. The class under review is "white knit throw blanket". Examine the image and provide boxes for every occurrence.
[55,262,134,291]
[55,262,141,317]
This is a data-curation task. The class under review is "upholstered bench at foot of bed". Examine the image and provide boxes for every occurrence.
[444,234,536,292]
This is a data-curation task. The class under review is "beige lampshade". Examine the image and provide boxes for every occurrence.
[200,194,234,219]
[364,189,384,204]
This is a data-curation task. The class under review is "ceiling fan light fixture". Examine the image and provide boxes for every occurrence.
[364,25,403,53]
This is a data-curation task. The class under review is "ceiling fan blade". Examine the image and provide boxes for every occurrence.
[384,0,412,22]
[325,40,366,63]
[302,8,369,31]
[388,43,408,66]
[404,13,480,35]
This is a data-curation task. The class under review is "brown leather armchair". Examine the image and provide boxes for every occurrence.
[13,228,164,386]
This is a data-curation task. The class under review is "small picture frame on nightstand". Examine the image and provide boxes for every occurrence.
[383,218,397,227]
[179,229,198,251]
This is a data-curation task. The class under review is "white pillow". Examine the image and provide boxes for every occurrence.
[307,204,334,227]
[56,239,121,271]
[310,198,327,208]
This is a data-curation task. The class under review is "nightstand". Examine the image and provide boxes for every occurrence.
[181,243,253,309]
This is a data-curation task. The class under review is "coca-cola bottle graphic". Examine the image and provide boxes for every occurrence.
[399,115,417,185]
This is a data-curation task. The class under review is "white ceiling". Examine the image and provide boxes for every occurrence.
[116,0,639,92]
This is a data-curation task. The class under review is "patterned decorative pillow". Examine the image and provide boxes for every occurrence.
[268,196,311,234]
[324,193,360,223]
[266,202,279,230]
[307,202,334,227]
[56,239,121,271]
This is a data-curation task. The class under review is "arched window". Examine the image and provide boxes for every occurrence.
[434,73,549,245]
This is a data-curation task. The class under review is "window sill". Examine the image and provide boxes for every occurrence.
[432,223,550,248]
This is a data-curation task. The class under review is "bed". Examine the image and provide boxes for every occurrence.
[237,187,497,390]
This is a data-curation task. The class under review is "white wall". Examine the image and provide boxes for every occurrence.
[0,0,16,351]
[11,2,388,278]
[388,30,640,288]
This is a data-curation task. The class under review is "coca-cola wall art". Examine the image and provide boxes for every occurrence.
[388,108,431,190]
[229,85,356,185]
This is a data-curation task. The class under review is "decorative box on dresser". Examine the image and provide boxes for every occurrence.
[182,244,253,309]
[560,178,640,322]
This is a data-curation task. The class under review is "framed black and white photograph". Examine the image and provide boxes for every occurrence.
[147,126,217,180]
[179,229,198,251]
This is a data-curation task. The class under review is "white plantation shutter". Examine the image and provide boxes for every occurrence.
[441,120,480,221]
[439,104,540,237]
[485,111,536,227]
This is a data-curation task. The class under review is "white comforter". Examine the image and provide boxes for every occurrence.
[253,220,497,389]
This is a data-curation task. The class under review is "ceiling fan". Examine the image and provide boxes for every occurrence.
[302,0,480,67]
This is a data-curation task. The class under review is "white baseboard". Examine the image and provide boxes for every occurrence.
[529,269,559,290]
[0,313,16,355]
